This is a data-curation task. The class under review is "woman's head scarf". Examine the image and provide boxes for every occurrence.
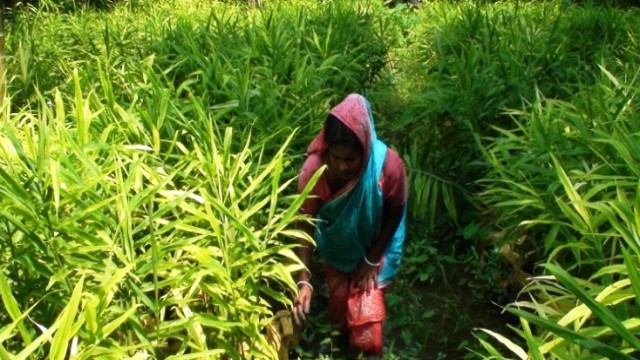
[307,94,378,174]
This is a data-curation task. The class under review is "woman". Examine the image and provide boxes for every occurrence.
[293,93,407,358]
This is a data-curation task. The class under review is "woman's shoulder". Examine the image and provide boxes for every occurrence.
[383,147,406,177]
[381,147,407,205]
[301,153,323,174]
[297,153,326,216]
[298,153,324,188]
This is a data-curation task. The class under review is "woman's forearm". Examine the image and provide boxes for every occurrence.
[367,202,404,263]
[295,221,316,282]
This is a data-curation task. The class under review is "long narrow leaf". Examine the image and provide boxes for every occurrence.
[622,247,640,302]
[551,154,591,231]
[0,271,32,345]
[477,328,527,360]
[546,263,640,350]
[508,307,634,359]
[50,274,85,360]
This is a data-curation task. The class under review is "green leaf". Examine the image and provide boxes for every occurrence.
[275,164,326,235]
[101,305,140,340]
[508,307,634,359]
[552,154,591,229]
[0,271,32,345]
[195,314,242,330]
[477,328,527,360]
[0,344,12,360]
[547,263,640,351]
[520,318,544,360]
[50,274,85,360]
[165,350,226,360]
[622,247,640,303]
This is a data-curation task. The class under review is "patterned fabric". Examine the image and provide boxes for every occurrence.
[326,265,386,356]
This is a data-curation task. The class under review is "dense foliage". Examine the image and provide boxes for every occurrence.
[1,0,640,359]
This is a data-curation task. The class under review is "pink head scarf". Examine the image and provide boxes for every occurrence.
[307,94,374,162]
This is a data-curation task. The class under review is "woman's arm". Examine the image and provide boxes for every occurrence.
[366,201,404,265]
[292,155,325,325]
[354,200,405,292]
[295,220,315,283]
[293,220,315,325]
[355,149,407,292]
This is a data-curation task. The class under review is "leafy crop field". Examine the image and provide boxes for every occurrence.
[1,0,639,359]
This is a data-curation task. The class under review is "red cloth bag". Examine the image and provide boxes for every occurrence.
[346,286,386,355]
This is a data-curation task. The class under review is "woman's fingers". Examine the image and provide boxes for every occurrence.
[354,260,380,292]
[357,273,378,293]
[367,276,376,292]
[303,295,311,313]
[294,303,306,325]
[293,287,312,325]
[293,302,306,325]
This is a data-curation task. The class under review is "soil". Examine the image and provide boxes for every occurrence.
[385,276,520,359]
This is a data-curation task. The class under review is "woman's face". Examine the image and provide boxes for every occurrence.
[326,143,363,182]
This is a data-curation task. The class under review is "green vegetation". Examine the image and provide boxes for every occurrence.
[1,0,639,359]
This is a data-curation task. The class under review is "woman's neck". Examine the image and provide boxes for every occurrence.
[322,151,348,193]
[326,173,348,194]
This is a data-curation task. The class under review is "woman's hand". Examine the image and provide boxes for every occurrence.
[354,259,380,293]
[293,283,313,326]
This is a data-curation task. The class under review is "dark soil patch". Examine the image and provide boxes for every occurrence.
[384,273,519,359]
